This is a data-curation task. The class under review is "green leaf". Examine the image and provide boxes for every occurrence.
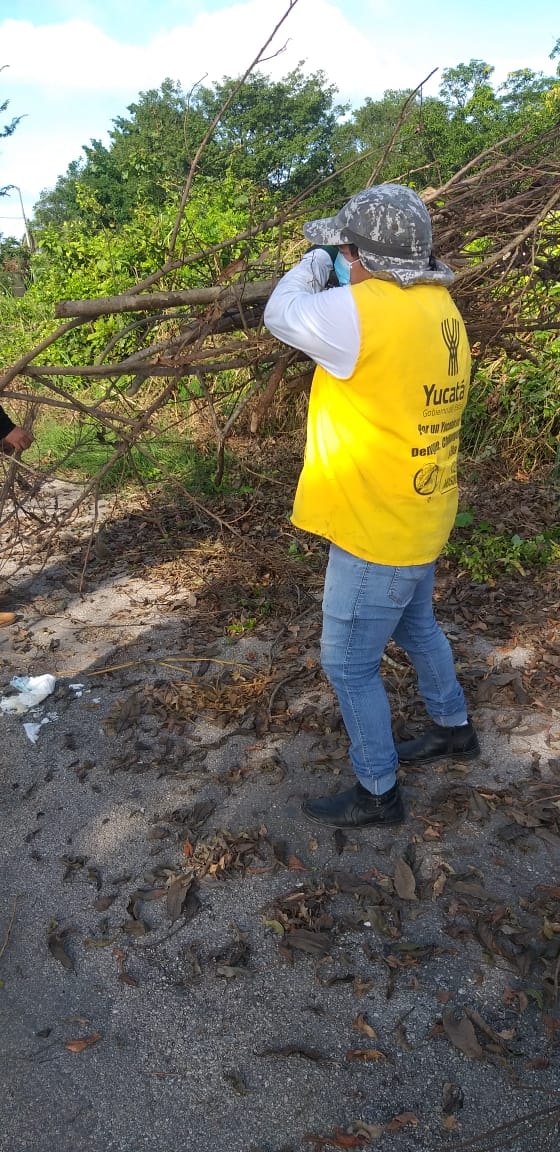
[262,917,285,936]
[455,511,474,527]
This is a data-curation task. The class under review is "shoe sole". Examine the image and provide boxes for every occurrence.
[398,746,481,765]
[301,805,405,829]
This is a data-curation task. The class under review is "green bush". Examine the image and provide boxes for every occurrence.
[444,510,560,581]
[0,294,53,366]
[463,337,560,469]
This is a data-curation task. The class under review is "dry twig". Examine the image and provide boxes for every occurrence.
[0,898,19,963]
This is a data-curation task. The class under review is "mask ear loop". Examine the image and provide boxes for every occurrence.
[334,252,361,286]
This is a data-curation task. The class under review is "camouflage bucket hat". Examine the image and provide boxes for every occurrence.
[303,184,455,287]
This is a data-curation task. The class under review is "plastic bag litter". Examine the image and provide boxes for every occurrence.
[23,713,58,743]
[0,674,57,714]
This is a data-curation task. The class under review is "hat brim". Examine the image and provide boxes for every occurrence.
[303,217,346,246]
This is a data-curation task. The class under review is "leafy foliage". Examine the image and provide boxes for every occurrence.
[462,340,560,470]
[339,58,559,193]
[13,172,274,367]
[445,512,560,582]
[192,67,348,194]
[0,292,51,363]
[0,234,30,294]
[2,50,560,511]
[33,69,347,231]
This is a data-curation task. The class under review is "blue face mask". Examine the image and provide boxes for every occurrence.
[334,251,357,286]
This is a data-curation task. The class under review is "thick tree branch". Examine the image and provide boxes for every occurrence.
[55,279,277,320]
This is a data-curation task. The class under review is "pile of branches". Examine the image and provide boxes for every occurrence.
[1,0,559,547]
[425,122,560,355]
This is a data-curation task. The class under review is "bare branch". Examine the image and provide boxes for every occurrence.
[166,0,302,259]
[55,279,277,320]
[366,69,439,188]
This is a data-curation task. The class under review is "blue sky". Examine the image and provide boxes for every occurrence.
[1,0,558,238]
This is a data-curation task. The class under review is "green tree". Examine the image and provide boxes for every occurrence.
[438,59,495,110]
[33,160,85,231]
[498,67,555,112]
[0,233,30,293]
[32,69,347,232]
[192,66,348,194]
[24,171,270,367]
[83,78,205,226]
[33,78,210,231]
[342,55,559,194]
[336,87,462,191]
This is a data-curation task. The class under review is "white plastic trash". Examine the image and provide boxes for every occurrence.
[0,674,57,714]
[23,714,57,743]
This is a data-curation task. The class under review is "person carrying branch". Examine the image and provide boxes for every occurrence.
[264,184,479,828]
[0,404,33,627]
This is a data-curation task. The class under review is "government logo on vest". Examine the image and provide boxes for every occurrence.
[441,317,460,375]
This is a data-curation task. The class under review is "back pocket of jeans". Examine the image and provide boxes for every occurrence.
[387,565,427,608]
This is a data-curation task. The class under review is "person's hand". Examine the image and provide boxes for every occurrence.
[1,426,33,454]
[306,245,339,263]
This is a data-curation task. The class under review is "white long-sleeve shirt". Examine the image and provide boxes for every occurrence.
[263,249,361,379]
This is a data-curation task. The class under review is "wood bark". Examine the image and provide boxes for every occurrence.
[55,280,277,320]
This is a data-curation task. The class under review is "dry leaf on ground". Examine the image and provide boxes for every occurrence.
[442,1008,484,1059]
[305,1127,372,1148]
[394,858,417,900]
[65,1031,102,1054]
[352,1012,377,1040]
[345,1048,389,1062]
[442,1080,465,1115]
[47,927,74,971]
[384,1113,419,1131]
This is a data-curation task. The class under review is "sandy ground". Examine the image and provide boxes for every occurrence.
[1,481,559,1152]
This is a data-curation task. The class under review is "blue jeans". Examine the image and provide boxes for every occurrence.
[320,544,468,795]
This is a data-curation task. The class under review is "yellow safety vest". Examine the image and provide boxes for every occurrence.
[291,277,471,565]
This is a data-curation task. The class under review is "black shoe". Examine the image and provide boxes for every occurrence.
[302,781,404,828]
[396,719,480,764]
